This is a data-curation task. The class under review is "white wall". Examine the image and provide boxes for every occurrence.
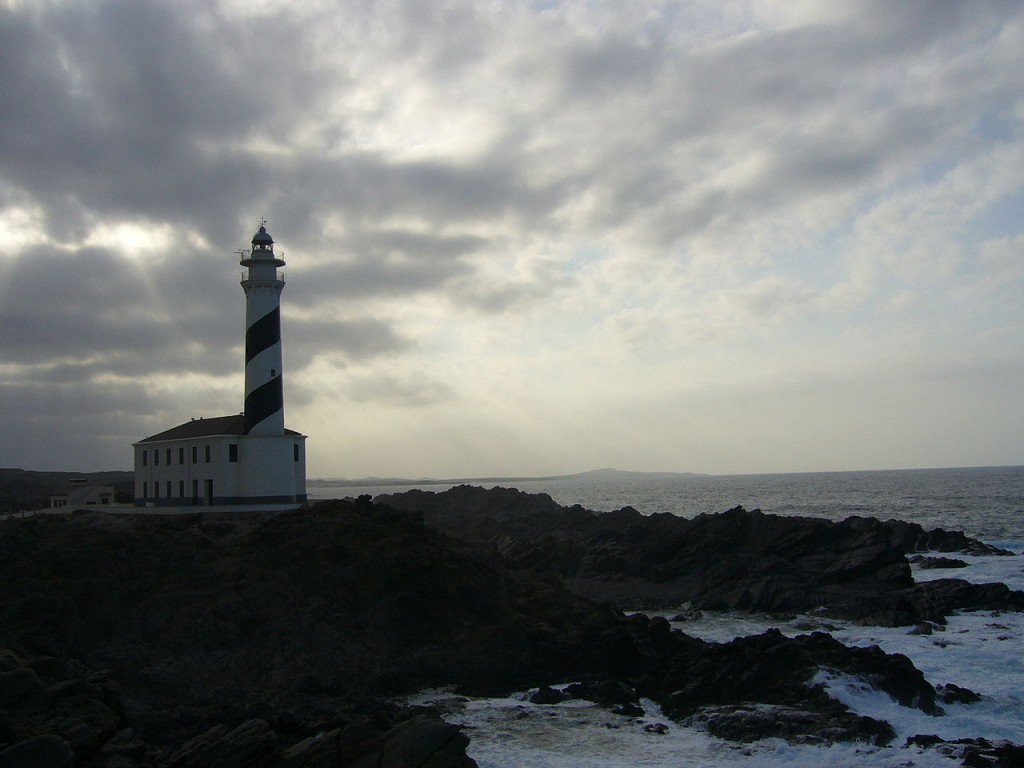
[133,433,306,505]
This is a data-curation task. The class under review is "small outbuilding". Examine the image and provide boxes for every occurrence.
[50,479,115,509]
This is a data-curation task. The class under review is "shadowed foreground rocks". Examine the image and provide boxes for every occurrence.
[379,485,1022,624]
[1,494,1021,765]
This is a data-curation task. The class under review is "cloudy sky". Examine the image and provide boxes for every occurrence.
[1,0,1022,479]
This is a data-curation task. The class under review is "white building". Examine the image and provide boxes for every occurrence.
[133,224,307,507]
[51,479,116,509]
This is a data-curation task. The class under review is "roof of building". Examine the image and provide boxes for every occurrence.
[137,414,302,443]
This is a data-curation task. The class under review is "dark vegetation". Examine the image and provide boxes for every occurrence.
[1,484,1022,766]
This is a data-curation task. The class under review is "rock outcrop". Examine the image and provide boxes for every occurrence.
[1,494,1018,761]
[378,486,1021,624]
[566,617,939,747]
[0,503,521,763]
[0,648,149,767]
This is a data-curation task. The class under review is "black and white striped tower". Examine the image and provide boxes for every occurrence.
[240,223,286,435]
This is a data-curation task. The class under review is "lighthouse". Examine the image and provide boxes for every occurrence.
[241,223,286,435]
[131,223,307,508]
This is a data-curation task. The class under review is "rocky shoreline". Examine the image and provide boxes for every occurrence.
[2,488,1022,766]
[379,485,1020,623]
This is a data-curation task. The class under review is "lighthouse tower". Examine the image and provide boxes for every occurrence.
[131,222,306,508]
[241,224,286,435]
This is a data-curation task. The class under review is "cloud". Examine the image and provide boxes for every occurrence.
[344,369,453,408]
[1,0,1023,476]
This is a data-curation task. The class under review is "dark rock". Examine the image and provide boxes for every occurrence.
[791,619,841,632]
[169,719,278,767]
[381,487,1020,625]
[281,728,345,766]
[670,607,702,622]
[46,677,98,698]
[528,686,570,705]
[497,618,939,747]
[27,656,74,681]
[280,729,338,766]
[378,714,477,768]
[887,579,1024,626]
[0,496,986,755]
[0,734,74,768]
[871,521,1012,556]
[0,504,621,745]
[282,714,478,768]
[100,728,148,758]
[936,683,982,704]
[906,734,945,748]
[611,702,645,717]
[985,741,1024,767]
[643,628,939,724]
[906,736,1024,767]
[0,667,43,709]
[281,716,383,768]
[913,556,969,569]
[0,649,131,764]
[684,703,894,745]
[57,717,100,757]
[564,680,639,708]
[53,696,121,752]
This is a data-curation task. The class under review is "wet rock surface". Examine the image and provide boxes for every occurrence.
[910,554,970,569]
[1,491,1021,761]
[682,703,894,746]
[906,735,1024,767]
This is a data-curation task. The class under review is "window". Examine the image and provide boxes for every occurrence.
[154,450,159,466]
[166,481,172,498]
[142,450,148,467]
[192,446,198,464]
[179,480,185,498]
[142,482,148,499]
[192,479,199,501]
[179,447,185,465]
[229,444,238,463]
[205,445,211,463]
[293,443,299,462]
[166,448,171,465]
[154,483,159,498]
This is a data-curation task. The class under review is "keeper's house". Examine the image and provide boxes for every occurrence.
[134,415,306,506]
[133,224,307,507]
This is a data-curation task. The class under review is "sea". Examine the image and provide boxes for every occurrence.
[312,466,1024,767]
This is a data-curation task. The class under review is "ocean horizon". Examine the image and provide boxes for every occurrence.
[310,464,1024,542]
